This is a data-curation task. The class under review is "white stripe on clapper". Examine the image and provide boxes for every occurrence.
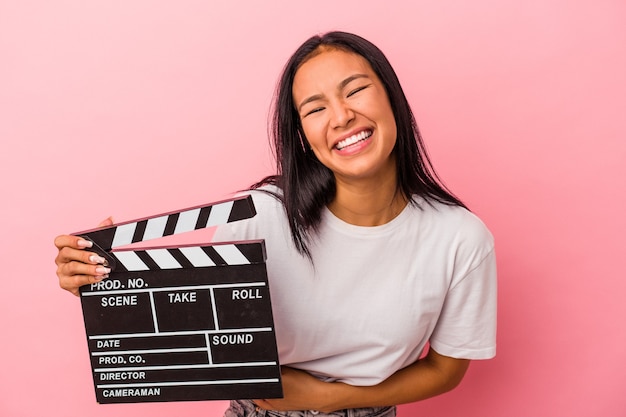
[143,215,168,241]
[146,249,182,269]
[114,251,149,271]
[174,208,201,234]
[111,223,136,248]
[206,201,234,227]
[179,246,216,267]
[214,244,249,265]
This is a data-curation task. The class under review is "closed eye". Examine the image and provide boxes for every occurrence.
[303,107,325,117]
[347,85,369,97]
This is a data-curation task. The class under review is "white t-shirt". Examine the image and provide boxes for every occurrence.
[213,187,496,386]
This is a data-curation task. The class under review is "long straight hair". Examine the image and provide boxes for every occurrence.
[253,31,465,257]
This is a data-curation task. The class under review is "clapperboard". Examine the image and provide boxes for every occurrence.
[73,195,283,404]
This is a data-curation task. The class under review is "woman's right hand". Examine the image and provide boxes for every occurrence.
[54,218,113,296]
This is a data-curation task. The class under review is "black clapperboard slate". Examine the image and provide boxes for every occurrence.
[74,195,283,404]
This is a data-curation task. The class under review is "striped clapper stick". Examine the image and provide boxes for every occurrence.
[73,195,283,404]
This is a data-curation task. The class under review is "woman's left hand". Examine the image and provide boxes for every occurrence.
[253,349,469,413]
[254,366,336,413]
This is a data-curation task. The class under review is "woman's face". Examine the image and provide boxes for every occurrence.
[292,48,397,184]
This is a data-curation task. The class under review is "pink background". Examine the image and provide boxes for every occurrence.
[1,1,625,416]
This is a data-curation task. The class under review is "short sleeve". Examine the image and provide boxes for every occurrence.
[429,247,497,359]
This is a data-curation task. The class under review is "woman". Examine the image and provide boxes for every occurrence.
[55,32,496,417]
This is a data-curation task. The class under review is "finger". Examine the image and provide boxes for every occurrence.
[98,217,114,227]
[54,234,93,251]
[59,272,110,296]
[55,246,107,266]
[57,260,111,289]
[58,259,111,279]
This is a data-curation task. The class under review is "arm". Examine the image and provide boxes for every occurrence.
[54,218,114,296]
[255,348,469,413]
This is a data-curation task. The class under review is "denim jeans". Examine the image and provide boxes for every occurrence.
[223,399,396,417]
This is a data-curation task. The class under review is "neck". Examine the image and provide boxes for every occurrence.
[328,172,408,227]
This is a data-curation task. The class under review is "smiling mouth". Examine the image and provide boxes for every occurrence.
[335,130,373,150]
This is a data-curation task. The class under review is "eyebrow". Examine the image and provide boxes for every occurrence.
[297,73,370,112]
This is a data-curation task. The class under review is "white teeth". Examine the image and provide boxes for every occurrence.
[336,131,372,150]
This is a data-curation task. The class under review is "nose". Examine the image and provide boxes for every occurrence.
[329,99,355,129]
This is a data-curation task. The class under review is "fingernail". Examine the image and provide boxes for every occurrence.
[89,255,106,264]
[96,266,111,274]
[94,274,109,282]
[78,239,93,248]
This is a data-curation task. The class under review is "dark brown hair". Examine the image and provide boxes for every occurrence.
[254,31,465,257]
